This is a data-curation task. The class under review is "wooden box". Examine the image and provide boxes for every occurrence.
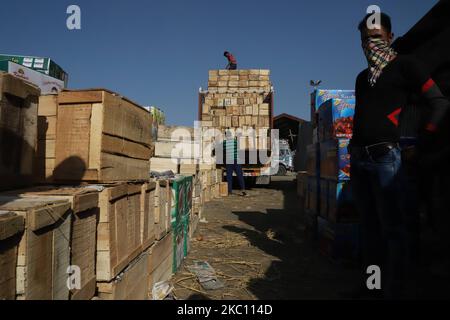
[150,157,180,173]
[154,180,171,240]
[141,182,156,251]
[35,94,58,183]
[0,196,71,300]
[219,182,228,197]
[53,89,152,183]
[0,72,40,191]
[11,186,100,300]
[96,183,143,282]
[0,212,25,300]
[147,231,173,299]
[97,251,149,300]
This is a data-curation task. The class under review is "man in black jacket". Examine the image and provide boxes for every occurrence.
[350,12,449,299]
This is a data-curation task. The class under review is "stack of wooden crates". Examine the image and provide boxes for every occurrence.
[0,72,173,300]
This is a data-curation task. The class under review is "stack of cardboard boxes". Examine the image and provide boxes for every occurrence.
[305,89,360,262]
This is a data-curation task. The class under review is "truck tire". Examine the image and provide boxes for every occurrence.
[276,164,287,176]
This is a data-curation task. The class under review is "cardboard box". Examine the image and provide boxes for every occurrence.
[0,54,68,85]
[0,61,65,94]
[306,143,320,177]
[318,99,355,141]
[317,216,360,261]
[313,89,355,112]
[320,139,351,181]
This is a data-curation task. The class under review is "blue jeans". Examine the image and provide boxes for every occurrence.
[350,146,405,298]
[226,164,245,194]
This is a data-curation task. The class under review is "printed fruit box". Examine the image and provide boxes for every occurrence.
[318,98,355,141]
[327,180,358,223]
[320,139,351,181]
[313,89,355,112]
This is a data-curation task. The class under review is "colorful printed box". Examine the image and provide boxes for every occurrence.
[313,89,355,111]
[320,139,351,181]
[318,98,355,141]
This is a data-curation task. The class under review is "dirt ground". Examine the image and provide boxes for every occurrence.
[170,175,361,300]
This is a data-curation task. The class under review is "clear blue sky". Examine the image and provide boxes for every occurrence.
[1,0,438,125]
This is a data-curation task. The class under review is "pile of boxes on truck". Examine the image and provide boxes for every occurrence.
[199,69,274,178]
[301,89,360,262]
[0,58,213,299]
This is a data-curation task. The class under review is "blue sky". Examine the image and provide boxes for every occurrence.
[1,0,437,125]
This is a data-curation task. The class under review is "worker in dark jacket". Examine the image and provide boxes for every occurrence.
[224,51,237,70]
[349,12,449,299]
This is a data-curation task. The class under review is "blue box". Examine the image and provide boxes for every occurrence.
[320,139,351,181]
[313,89,355,112]
[318,98,355,141]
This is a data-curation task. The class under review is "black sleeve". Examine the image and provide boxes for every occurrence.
[403,56,450,132]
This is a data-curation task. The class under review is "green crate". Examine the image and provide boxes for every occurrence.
[170,176,186,227]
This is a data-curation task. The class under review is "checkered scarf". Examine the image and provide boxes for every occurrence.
[363,38,397,86]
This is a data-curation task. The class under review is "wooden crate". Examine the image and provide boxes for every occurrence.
[35,94,58,183]
[150,157,180,173]
[0,212,25,300]
[189,212,200,239]
[97,251,149,300]
[154,180,171,240]
[141,182,156,251]
[96,183,143,282]
[10,186,100,300]
[0,196,71,300]
[97,252,148,300]
[219,182,228,197]
[147,231,173,299]
[53,89,152,183]
[0,72,40,191]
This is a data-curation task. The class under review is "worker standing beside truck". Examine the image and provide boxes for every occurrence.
[349,12,450,299]
[223,129,247,196]
[224,51,237,70]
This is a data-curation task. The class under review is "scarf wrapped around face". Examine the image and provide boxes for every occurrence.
[363,38,398,86]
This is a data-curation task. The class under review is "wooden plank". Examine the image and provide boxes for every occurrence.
[54,104,92,181]
[52,213,71,300]
[97,252,148,300]
[102,134,152,160]
[100,153,149,182]
[70,208,98,300]
[0,73,39,191]
[96,183,144,282]
[38,95,58,117]
[141,183,155,251]
[0,211,24,241]
[58,90,103,104]
[0,237,19,300]
[89,103,103,170]
[102,91,152,146]
[150,157,179,173]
